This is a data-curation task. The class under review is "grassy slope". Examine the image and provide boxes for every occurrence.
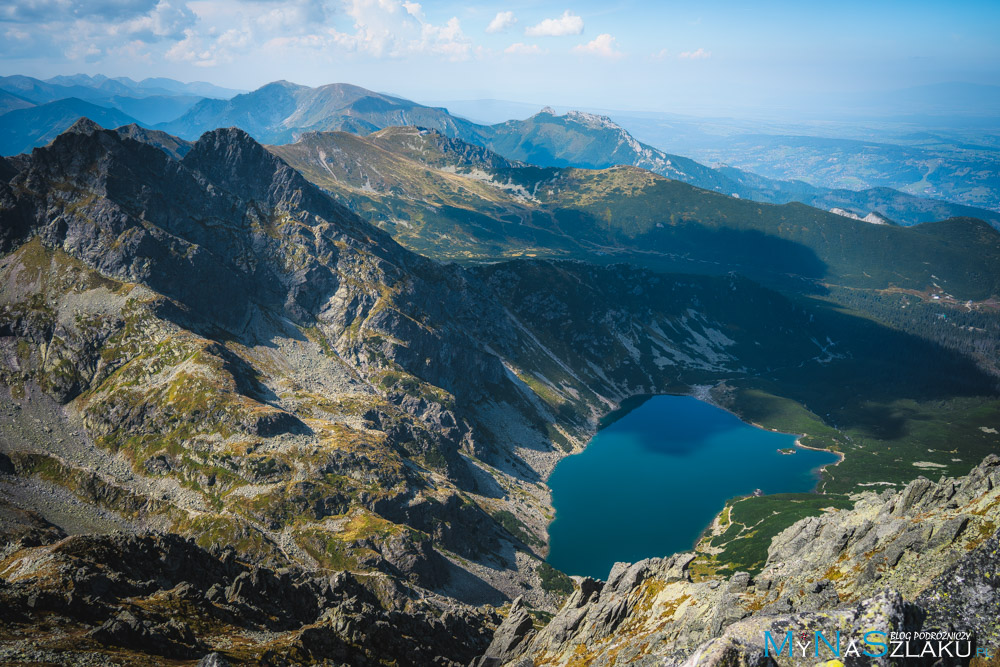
[272,130,1000,300]
[693,493,855,577]
[268,129,580,262]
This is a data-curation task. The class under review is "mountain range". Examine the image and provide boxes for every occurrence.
[159,80,484,145]
[438,93,1000,216]
[270,126,1000,297]
[0,74,242,133]
[2,118,999,662]
[2,75,998,228]
[0,73,242,104]
[159,82,1000,226]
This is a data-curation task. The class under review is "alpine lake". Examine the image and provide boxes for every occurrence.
[546,394,840,579]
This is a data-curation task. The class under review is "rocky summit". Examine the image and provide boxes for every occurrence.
[0,119,998,665]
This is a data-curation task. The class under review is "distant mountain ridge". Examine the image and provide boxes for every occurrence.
[159,80,485,145]
[0,74,242,131]
[0,73,243,102]
[0,98,141,155]
[160,80,1000,228]
[44,73,244,99]
[270,125,1000,301]
[483,107,749,196]
[1,75,997,228]
[162,90,755,198]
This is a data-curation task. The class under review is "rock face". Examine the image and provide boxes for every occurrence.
[472,596,537,666]
[485,455,1000,666]
[0,528,495,665]
[0,120,540,607]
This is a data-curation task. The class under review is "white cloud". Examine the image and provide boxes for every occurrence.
[486,10,516,34]
[0,0,199,61]
[325,0,473,60]
[0,0,479,69]
[525,10,583,37]
[504,42,543,55]
[650,48,669,60]
[111,1,196,41]
[66,41,102,62]
[402,1,422,18]
[678,47,710,60]
[0,0,159,23]
[572,33,621,59]
[251,1,334,34]
[166,26,248,66]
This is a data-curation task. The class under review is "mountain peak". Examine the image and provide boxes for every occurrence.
[259,79,307,92]
[114,124,193,160]
[180,125,355,228]
[564,109,620,130]
[63,116,105,136]
[183,126,284,183]
[195,125,257,145]
[528,107,622,132]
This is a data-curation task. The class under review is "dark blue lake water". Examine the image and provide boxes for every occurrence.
[546,395,839,579]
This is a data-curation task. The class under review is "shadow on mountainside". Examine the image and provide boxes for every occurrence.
[741,293,999,439]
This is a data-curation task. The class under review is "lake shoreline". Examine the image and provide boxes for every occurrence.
[547,394,840,579]
[689,382,847,487]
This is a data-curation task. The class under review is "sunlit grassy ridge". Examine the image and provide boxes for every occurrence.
[272,128,1000,300]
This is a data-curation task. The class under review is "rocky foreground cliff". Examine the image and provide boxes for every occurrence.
[478,455,1000,666]
[1,452,997,665]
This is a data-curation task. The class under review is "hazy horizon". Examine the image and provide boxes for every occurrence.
[3,1,999,120]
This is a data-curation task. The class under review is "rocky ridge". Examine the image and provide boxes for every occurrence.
[0,525,495,665]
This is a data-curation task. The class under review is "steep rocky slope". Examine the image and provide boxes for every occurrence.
[0,526,495,665]
[0,119,560,606]
[477,455,1000,666]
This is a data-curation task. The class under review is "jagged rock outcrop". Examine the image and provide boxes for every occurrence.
[472,596,536,666]
[0,526,496,665]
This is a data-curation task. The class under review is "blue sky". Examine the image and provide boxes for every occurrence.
[2,0,998,114]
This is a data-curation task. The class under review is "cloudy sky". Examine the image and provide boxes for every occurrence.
[2,0,998,113]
